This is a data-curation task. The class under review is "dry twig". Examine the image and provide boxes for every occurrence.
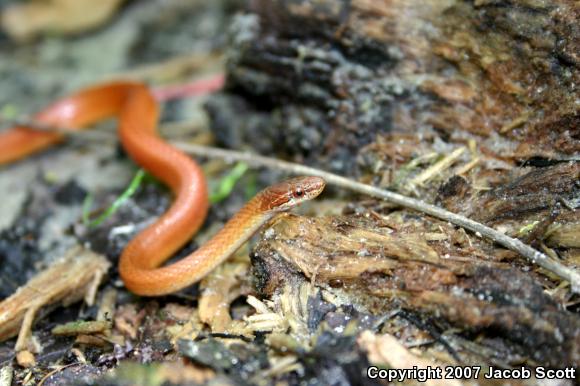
[172,142,580,293]
[1,119,577,291]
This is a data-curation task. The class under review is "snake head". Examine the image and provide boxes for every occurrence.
[259,176,326,212]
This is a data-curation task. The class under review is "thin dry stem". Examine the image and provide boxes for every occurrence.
[1,118,577,292]
[172,142,580,293]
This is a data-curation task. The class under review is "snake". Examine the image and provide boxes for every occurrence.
[0,81,325,296]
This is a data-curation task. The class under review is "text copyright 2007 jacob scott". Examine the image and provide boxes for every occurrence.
[366,365,576,382]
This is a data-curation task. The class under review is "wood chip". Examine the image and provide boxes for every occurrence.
[0,246,110,351]
[198,256,249,332]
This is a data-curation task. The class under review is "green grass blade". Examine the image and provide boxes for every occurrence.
[209,162,249,204]
[82,169,147,228]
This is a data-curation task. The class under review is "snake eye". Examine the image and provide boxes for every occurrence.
[293,188,304,198]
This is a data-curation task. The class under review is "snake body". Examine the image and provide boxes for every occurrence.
[0,82,325,296]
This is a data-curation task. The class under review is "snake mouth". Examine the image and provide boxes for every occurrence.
[305,176,326,197]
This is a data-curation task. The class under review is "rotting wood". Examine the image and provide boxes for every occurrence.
[198,253,251,332]
[174,142,580,291]
[212,2,580,369]
[439,163,580,228]
[253,214,467,296]
[252,214,580,367]
[207,0,580,289]
[0,246,110,351]
[212,0,578,171]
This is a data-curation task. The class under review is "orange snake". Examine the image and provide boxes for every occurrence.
[0,82,325,296]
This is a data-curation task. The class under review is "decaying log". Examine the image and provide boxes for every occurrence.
[252,214,579,367]
[212,0,579,287]
[216,0,579,370]
[210,0,579,173]
[438,162,580,237]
